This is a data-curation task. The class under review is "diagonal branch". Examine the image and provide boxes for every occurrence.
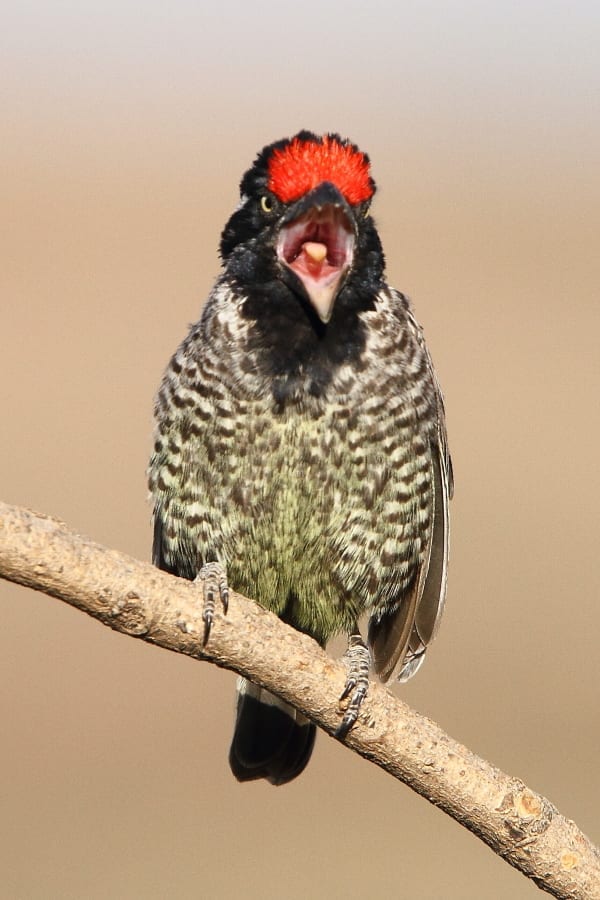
[0,499,598,899]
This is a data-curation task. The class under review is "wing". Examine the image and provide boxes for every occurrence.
[152,507,198,581]
[368,427,452,684]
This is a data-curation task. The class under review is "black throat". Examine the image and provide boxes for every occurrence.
[238,278,376,408]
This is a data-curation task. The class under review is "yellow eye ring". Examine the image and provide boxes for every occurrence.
[261,195,274,213]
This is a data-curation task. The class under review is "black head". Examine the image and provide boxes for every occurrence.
[219,131,386,327]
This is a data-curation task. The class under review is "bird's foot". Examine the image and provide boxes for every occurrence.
[336,633,371,739]
[195,562,229,644]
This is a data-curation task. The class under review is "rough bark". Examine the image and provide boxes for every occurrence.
[0,500,598,899]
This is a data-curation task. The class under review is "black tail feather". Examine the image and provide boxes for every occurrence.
[229,683,316,786]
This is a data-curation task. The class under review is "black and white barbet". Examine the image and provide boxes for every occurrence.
[148,131,452,785]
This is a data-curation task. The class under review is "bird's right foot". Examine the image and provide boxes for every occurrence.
[194,562,229,644]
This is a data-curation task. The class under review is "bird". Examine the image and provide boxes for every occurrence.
[148,130,452,786]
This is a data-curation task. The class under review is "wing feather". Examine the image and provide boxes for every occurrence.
[368,432,451,684]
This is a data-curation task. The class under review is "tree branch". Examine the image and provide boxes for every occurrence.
[0,499,598,898]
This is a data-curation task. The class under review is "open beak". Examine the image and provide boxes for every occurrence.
[276,183,356,324]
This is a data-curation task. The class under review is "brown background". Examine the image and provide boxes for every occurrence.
[2,4,599,898]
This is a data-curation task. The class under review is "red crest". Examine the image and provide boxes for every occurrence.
[267,135,374,205]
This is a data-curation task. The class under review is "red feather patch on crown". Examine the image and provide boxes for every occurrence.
[267,135,374,205]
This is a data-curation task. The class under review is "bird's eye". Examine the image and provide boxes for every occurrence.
[261,195,274,214]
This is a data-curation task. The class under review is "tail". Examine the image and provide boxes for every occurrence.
[229,680,316,785]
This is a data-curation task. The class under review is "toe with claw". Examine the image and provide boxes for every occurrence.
[195,561,229,644]
[336,632,371,739]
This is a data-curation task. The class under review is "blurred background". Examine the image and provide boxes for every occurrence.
[2,2,599,897]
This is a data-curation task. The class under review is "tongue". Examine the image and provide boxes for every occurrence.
[286,239,344,324]
[302,241,328,273]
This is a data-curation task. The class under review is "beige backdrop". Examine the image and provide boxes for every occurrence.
[2,4,599,898]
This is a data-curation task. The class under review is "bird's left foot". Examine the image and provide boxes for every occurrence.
[336,633,370,738]
[195,562,229,644]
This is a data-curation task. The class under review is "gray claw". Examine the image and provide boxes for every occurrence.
[195,562,229,644]
[336,632,370,739]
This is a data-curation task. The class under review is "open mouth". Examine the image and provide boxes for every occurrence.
[276,205,355,323]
